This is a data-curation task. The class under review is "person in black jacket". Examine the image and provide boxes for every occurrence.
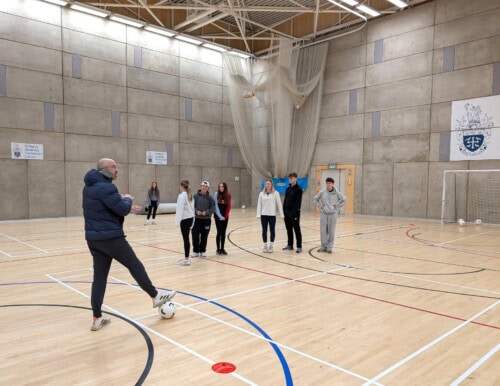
[282,172,303,253]
[83,158,176,331]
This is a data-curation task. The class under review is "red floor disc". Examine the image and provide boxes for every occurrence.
[212,362,236,374]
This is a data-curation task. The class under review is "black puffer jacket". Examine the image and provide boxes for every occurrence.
[82,169,132,241]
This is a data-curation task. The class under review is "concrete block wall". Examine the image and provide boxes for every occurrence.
[0,0,249,220]
[317,0,500,219]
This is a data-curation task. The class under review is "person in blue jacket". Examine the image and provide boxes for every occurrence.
[83,158,176,331]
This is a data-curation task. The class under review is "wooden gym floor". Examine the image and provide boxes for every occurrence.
[0,209,498,385]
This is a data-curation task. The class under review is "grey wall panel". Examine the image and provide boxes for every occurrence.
[372,111,381,138]
[349,89,358,115]
[111,111,120,137]
[494,62,500,95]
[439,132,451,161]
[0,64,5,96]
[443,46,455,72]
[44,102,54,131]
[184,97,192,121]
[72,54,82,79]
[134,46,142,68]
[374,39,383,64]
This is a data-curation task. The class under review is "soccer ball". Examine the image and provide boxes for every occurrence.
[159,301,176,319]
[475,219,482,225]
[458,219,465,226]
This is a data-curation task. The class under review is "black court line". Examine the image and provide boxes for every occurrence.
[0,304,153,386]
[227,225,499,300]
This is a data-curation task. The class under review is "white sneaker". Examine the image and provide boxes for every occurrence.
[91,316,111,331]
[177,258,191,266]
[191,252,200,257]
[268,242,274,253]
[262,244,268,253]
[153,289,176,308]
[144,220,149,225]
[152,220,156,225]
[200,252,207,257]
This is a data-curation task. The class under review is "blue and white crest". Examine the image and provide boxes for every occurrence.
[455,103,493,156]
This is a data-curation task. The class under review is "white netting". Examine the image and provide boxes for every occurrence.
[441,170,500,224]
[223,38,328,178]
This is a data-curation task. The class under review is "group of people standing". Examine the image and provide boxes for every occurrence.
[82,158,346,331]
[174,180,231,267]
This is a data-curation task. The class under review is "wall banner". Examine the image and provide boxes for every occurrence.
[146,151,167,165]
[450,95,500,160]
[11,143,44,160]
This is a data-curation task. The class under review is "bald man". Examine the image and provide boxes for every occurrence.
[83,158,176,331]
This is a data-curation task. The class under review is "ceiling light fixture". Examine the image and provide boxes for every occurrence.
[202,43,227,52]
[174,35,203,45]
[340,0,359,6]
[144,25,175,37]
[110,14,145,28]
[42,0,68,5]
[356,4,381,17]
[387,0,407,8]
[69,2,109,18]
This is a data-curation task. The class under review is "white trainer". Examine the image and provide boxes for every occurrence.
[262,244,268,253]
[91,316,111,331]
[200,252,207,257]
[177,258,191,266]
[191,252,200,257]
[153,289,176,308]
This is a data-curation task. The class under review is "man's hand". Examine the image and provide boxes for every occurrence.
[131,204,142,213]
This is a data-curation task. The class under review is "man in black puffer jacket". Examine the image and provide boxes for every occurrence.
[83,158,176,331]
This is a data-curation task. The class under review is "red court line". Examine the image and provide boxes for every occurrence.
[203,257,500,330]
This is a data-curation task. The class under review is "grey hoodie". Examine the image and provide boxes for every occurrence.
[314,188,347,215]
[194,190,215,219]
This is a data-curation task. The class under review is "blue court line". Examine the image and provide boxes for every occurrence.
[0,280,293,385]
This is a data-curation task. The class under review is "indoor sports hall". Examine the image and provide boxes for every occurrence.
[0,0,499,385]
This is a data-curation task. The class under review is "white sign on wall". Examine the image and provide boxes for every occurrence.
[450,95,500,161]
[11,142,44,160]
[146,151,167,165]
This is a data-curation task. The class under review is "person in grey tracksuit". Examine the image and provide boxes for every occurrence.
[313,177,347,253]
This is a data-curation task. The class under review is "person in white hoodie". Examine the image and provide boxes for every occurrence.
[176,180,195,266]
[313,177,347,253]
[256,179,284,253]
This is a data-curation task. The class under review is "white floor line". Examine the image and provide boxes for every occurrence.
[0,232,49,253]
[134,267,349,319]
[434,231,493,246]
[450,344,500,386]
[362,300,500,386]
[350,264,500,296]
[184,266,350,308]
[45,273,258,386]
[0,247,13,257]
[108,272,380,385]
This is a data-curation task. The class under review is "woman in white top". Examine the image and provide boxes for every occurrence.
[176,180,195,266]
[256,179,284,253]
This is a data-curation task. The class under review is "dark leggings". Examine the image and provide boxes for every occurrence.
[192,218,211,253]
[147,201,158,220]
[215,217,229,250]
[180,218,193,257]
[260,215,276,243]
[87,237,157,318]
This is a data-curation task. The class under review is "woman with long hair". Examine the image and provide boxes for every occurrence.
[256,179,284,253]
[176,180,195,266]
[214,182,231,255]
[145,181,160,225]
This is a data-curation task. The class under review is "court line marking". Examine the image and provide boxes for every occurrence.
[45,273,258,386]
[0,232,48,253]
[450,344,499,386]
[134,266,350,315]
[0,247,13,257]
[107,269,382,385]
[362,300,499,385]
[434,231,493,246]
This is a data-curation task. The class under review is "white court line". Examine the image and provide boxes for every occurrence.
[108,270,382,385]
[450,344,500,386]
[434,230,493,246]
[0,247,13,257]
[362,300,500,385]
[0,232,48,253]
[46,273,258,386]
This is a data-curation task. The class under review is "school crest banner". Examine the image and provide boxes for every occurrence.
[450,95,500,160]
